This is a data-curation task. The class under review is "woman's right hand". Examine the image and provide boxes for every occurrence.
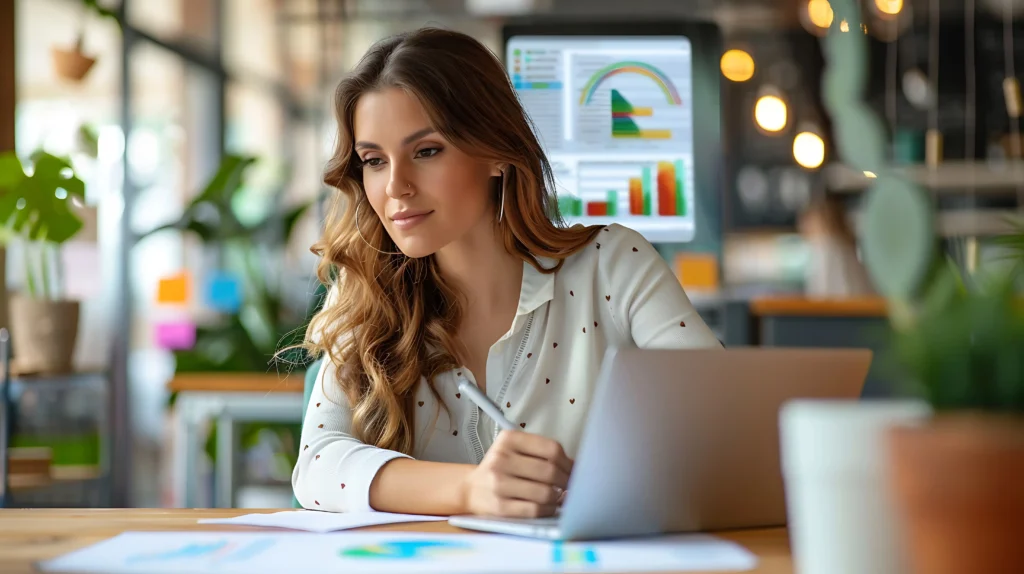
[460,430,573,518]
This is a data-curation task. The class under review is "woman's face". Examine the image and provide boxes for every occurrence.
[352,87,501,258]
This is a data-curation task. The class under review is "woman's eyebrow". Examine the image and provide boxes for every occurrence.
[354,127,436,151]
[402,127,436,145]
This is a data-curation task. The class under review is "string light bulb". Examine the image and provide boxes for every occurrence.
[721,49,755,82]
[874,0,903,16]
[793,130,826,169]
[807,0,834,28]
[754,91,788,133]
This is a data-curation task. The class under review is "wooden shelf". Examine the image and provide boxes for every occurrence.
[846,207,1023,237]
[750,296,889,317]
[826,161,1024,194]
[167,372,305,394]
[11,368,106,379]
[50,465,103,482]
[8,447,53,491]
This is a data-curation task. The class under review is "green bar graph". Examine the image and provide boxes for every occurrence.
[606,190,618,216]
[674,159,686,216]
[558,195,583,217]
[641,166,653,216]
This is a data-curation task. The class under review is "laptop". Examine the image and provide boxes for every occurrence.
[448,346,871,540]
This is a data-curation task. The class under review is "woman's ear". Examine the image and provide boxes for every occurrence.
[490,163,508,177]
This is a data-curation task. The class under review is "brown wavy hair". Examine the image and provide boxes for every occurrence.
[306,27,602,455]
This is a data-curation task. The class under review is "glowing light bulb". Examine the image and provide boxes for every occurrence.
[874,0,903,16]
[754,95,788,133]
[721,49,755,82]
[793,131,826,169]
[807,0,834,29]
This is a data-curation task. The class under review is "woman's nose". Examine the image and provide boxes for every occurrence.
[385,163,415,198]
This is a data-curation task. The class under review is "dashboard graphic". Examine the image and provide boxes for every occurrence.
[508,36,696,242]
[340,540,473,560]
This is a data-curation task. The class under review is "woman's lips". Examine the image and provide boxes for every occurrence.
[390,211,433,229]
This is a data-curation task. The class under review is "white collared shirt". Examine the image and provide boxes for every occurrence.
[292,224,722,512]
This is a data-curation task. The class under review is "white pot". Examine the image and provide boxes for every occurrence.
[779,399,931,574]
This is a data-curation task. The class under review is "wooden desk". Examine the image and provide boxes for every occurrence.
[0,509,792,574]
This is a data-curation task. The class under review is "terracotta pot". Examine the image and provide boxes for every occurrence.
[51,44,96,82]
[888,414,1024,574]
[8,294,80,375]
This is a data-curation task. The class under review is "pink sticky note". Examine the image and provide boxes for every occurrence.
[155,321,196,350]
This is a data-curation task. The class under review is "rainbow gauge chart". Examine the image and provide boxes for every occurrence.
[508,37,696,242]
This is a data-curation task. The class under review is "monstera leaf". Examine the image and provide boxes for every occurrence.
[140,154,256,242]
[0,152,86,244]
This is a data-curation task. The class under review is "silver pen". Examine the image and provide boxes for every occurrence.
[457,378,517,432]
[457,376,568,503]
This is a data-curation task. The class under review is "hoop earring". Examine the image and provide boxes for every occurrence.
[354,199,404,256]
[498,170,506,223]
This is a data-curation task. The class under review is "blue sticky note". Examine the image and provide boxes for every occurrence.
[205,272,243,313]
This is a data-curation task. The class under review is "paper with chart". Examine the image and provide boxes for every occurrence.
[196,510,447,533]
[38,531,758,573]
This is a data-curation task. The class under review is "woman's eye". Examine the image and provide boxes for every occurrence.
[363,157,384,168]
[415,148,441,159]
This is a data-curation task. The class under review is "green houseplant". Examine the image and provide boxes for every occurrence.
[814,1,1024,571]
[140,153,314,375]
[0,151,87,374]
[883,233,1024,574]
[142,153,315,484]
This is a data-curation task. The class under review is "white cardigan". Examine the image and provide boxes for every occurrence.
[291,224,722,512]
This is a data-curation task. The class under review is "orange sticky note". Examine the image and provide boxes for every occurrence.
[157,272,190,304]
[676,253,719,291]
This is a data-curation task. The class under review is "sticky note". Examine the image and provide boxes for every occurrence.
[157,273,190,304]
[675,253,720,291]
[205,271,242,313]
[154,321,196,350]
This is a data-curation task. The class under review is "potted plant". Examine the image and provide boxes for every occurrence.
[140,153,314,375]
[803,1,1024,572]
[51,0,120,83]
[882,231,1024,574]
[142,154,315,504]
[0,151,87,374]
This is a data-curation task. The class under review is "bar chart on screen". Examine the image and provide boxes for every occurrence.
[556,158,695,242]
[507,36,696,242]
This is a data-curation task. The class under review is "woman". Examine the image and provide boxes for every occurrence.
[292,27,721,519]
[798,192,875,298]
